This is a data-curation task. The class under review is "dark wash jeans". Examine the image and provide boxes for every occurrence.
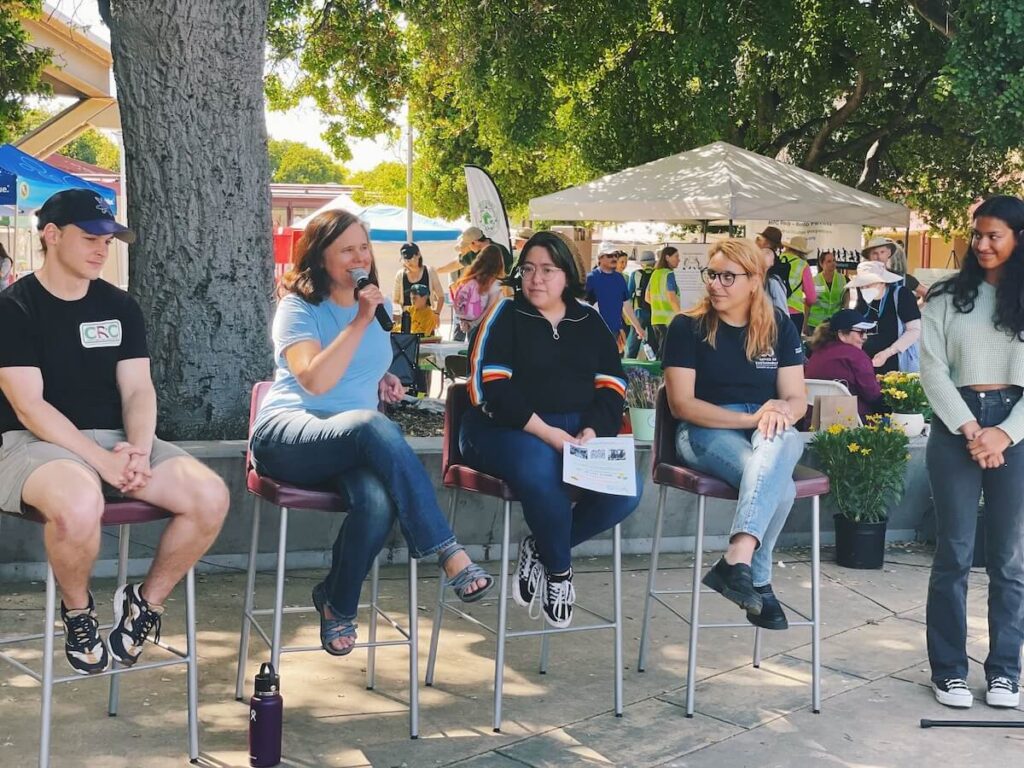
[459,408,642,574]
[251,408,457,619]
[926,387,1024,683]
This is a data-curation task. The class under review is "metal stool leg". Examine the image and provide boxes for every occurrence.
[425,490,457,686]
[39,562,56,768]
[492,499,512,733]
[185,565,199,761]
[638,485,667,672]
[235,498,262,700]
[407,555,419,739]
[811,495,821,713]
[270,506,289,672]
[108,523,131,716]
[538,633,550,674]
[612,523,623,717]
[367,556,380,690]
[752,627,763,668]
[684,495,706,717]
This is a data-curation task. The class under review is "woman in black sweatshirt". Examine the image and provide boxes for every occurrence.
[461,231,642,628]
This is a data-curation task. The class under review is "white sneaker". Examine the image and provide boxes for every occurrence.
[986,677,1020,708]
[932,678,973,708]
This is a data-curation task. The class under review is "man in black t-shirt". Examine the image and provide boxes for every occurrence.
[0,189,229,676]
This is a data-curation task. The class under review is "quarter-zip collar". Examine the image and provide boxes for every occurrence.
[513,293,588,339]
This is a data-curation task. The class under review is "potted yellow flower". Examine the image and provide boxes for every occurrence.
[878,371,930,437]
[809,417,911,568]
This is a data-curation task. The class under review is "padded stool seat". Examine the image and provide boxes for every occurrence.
[17,499,174,527]
[245,469,347,512]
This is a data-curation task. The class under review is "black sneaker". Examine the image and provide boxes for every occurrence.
[701,557,762,615]
[986,676,1020,708]
[531,569,575,629]
[61,592,110,675]
[746,584,788,630]
[932,678,973,708]
[513,536,542,608]
[108,583,164,667]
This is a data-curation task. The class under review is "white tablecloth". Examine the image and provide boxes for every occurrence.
[419,341,468,369]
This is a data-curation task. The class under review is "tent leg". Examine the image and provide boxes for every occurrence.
[701,220,708,244]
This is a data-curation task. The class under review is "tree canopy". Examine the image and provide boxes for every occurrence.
[267,0,1024,233]
[268,137,347,183]
[0,1,51,144]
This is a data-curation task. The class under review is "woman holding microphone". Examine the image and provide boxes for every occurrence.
[250,210,492,656]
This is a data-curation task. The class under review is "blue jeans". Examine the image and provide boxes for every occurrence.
[675,404,803,587]
[250,408,457,618]
[926,387,1024,683]
[460,408,642,573]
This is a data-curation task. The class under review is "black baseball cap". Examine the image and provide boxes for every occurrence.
[400,242,420,259]
[829,309,876,333]
[36,188,136,244]
[408,283,430,296]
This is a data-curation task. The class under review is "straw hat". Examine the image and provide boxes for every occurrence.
[782,235,810,255]
[846,260,902,290]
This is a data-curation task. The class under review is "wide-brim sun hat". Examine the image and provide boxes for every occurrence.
[862,236,897,259]
[782,235,810,254]
[846,260,902,290]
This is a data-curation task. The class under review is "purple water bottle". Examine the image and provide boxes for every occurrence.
[249,662,282,767]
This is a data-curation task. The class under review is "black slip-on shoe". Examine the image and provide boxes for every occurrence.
[701,558,762,615]
[746,584,788,630]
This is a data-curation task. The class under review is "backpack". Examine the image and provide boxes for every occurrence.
[893,284,920,373]
[452,279,485,322]
[632,269,653,312]
[768,254,795,297]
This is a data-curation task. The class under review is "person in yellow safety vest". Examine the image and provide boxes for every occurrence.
[644,245,681,356]
[807,251,846,330]
[779,235,817,335]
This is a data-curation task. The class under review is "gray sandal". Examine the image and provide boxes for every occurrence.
[440,547,494,603]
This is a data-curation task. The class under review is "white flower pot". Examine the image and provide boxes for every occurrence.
[629,407,657,442]
[890,412,926,437]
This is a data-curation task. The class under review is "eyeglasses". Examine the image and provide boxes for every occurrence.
[700,268,751,287]
[520,264,563,281]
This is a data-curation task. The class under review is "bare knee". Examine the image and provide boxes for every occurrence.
[184,474,230,534]
[41,487,104,543]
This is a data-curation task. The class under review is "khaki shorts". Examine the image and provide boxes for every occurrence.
[0,429,189,514]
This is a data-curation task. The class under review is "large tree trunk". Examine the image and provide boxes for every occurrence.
[100,0,273,439]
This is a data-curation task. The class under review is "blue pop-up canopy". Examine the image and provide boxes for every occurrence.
[0,144,117,212]
[360,203,461,242]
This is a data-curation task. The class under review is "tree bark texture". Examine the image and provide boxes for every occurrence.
[101,0,274,439]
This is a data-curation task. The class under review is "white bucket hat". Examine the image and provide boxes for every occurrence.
[846,260,902,290]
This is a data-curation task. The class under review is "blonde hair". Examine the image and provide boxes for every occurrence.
[684,238,778,361]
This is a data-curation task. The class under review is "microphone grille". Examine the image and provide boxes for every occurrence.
[348,267,370,282]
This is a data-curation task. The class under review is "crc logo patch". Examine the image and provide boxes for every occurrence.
[80,320,122,348]
[479,200,499,237]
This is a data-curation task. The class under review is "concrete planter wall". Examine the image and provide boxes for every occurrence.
[0,435,932,581]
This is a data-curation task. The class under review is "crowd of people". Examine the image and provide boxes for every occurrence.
[0,187,1020,726]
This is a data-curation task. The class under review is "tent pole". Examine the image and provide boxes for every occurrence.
[701,220,708,244]
[405,105,414,243]
[728,219,734,237]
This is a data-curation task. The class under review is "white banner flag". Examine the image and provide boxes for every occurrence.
[464,164,512,254]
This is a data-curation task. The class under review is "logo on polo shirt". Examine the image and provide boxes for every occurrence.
[80,320,122,348]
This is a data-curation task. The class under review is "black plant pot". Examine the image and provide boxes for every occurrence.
[834,514,887,569]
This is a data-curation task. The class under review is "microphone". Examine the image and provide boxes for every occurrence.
[349,268,393,331]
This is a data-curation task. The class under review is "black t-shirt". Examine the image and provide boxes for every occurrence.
[663,310,804,406]
[854,283,921,374]
[0,275,148,433]
[401,268,430,305]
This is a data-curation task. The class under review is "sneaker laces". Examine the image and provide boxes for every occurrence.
[989,676,1015,692]
[128,604,162,648]
[535,573,576,622]
[65,611,100,648]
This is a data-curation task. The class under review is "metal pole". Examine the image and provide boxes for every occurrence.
[728,219,734,237]
[701,220,708,244]
[921,719,1024,729]
[405,105,414,243]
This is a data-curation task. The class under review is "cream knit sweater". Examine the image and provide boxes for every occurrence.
[921,280,1024,442]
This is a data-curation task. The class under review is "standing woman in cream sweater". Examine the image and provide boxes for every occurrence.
[921,195,1024,710]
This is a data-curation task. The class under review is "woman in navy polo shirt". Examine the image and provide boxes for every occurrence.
[662,238,807,630]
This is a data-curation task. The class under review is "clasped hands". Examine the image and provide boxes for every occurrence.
[100,442,152,493]
[961,420,1011,469]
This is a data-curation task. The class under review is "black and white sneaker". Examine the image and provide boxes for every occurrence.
[108,583,164,667]
[513,536,542,608]
[530,569,575,629]
[61,592,110,675]
[932,678,973,708]
[986,676,1020,708]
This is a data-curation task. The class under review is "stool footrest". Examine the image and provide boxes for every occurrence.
[507,620,616,639]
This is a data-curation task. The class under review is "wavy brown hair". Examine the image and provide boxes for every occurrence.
[684,238,778,361]
[280,209,378,304]
[454,243,505,293]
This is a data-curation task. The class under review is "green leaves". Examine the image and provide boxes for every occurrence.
[0,1,52,144]
[268,138,347,183]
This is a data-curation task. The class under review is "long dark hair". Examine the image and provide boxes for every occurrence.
[456,243,505,292]
[928,195,1024,338]
[508,231,583,302]
[655,245,678,270]
[281,209,378,304]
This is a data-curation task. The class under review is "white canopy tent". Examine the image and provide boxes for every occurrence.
[529,141,910,228]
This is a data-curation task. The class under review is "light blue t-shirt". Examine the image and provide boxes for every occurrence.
[258,294,393,419]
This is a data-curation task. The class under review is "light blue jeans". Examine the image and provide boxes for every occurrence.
[675,404,803,586]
